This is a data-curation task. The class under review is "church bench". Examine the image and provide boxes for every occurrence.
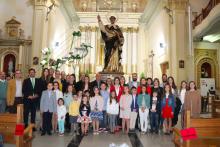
[0,104,35,147]
[212,100,220,118]
[172,109,220,147]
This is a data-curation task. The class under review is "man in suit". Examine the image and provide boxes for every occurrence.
[49,68,55,82]
[75,72,85,92]
[22,69,40,130]
[127,73,140,89]
[61,71,67,93]
[91,72,104,90]
[7,69,23,113]
[40,82,57,136]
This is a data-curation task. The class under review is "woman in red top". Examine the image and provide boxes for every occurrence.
[137,77,151,96]
[110,77,124,132]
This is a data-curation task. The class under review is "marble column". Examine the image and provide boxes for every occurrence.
[92,0,97,12]
[121,27,128,74]
[89,26,98,74]
[17,42,23,70]
[131,27,139,74]
[79,26,87,73]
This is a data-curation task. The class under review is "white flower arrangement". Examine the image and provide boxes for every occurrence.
[73,29,80,33]
[40,60,47,65]
[41,47,51,55]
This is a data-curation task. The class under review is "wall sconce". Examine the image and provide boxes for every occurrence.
[179,59,184,68]
[132,2,137,12]
[82,1,88,12]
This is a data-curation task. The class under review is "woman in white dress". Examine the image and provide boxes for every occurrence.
[52,81,63,132]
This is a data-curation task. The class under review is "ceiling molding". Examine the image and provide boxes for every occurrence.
[139,0,162,23]
[60,0,79,23]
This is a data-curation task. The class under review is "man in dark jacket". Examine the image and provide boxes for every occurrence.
[90,72,104,90]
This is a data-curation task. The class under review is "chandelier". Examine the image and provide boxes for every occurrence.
[102,0,117,9]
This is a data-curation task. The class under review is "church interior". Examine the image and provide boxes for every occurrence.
[1,0,220,147]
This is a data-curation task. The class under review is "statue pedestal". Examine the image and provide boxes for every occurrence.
[100,71,124,81]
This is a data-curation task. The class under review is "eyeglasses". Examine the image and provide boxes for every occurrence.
[54,85,58,86]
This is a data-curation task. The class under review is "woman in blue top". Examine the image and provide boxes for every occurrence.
[161,84,175,135]
[137,85,150,135]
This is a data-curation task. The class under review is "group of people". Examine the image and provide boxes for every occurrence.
[0,69,201,137]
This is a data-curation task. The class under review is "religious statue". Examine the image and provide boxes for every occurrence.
[19,29,24,39]
[8,58,13,75]
[97,14,124,72]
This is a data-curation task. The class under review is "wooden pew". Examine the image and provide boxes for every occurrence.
[212,100,220,118]
[173,109,220,147]
[0,104,35,147]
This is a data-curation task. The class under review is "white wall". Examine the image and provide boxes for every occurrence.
[0,0,34,39]
[148,10,168,80]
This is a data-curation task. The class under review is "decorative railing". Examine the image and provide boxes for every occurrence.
[192,0,220,29]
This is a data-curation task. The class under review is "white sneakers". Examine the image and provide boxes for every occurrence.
[93,130,99,134]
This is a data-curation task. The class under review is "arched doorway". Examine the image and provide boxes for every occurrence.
[3,54,16,75]
[201,62,211,78]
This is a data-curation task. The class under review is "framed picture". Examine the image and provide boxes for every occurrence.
[166,62,169,69]
[33,57,38,65]
[179,60,184,68]
[97,0,122,12]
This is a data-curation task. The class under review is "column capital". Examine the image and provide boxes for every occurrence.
[92,0,97,2]
[89,26,98,32]
[165,0,188,10]
[130,27,139,33]
[79,26,88,32]
[120,27,128,33]
[122,0,128,3]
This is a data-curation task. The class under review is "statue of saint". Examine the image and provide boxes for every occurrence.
[97,14,124,72]
[8,58,13,75]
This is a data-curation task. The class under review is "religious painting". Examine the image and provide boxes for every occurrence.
[201,63,211,78]
[166,62,169,69]
[97,0,122,12]
[179,60,184,68]
[33,57,39,65]
[3,54,16,76]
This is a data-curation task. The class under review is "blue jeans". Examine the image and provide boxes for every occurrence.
[117,105,121,126]
[150,113,159,132]
[100,110,108,128]
[160,115,164,126]
[0,99,6,113]
[58,119,65,133]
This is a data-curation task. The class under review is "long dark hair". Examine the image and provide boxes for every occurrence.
[106,78,113,87]
[109,90,118,104]
[168,76,177,89]
[114,77,120,85]
[41,68,50,82]
[161,84,172,100]
[179,80,188,95]
[80,95,90,107]
[140,85,148,94]
[81,76,91,92]
[69,74,76,85]
[90,86,101,97]
[189,81,197,90]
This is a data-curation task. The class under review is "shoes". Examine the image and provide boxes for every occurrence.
[150,130,154,133]
[155,131,158,134]
[59,132,64,136]
[159,125,163,130]
[40,128,43,131]
[51,130,54,133]
[41,132,46,136]
[93,130,99,134]
[135,125,139,129]
[98,128,103,132]
[122,131,125,134]
[69,131,74,135]
[103,128,108,133]
[170,131,173,133]
[81,133,84,137]
[96,131,99,134]
[93,131,96,134]
[85,133,88,136]
[65,129,70,132]
[47,132,52,135]
[55,130,59,133]
[33,127,37,132]
[142,131,146,135]
[125,131,129,135]
[76,132,80,135]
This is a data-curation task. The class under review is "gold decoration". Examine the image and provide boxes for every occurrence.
[1,47,19,54]
[17,64,22,70]
[133,27,139,33]
[79,62,85,72]
[82,1,88,11]
[132,64,137,73]
[105,48,119,72]
[89,63,96,74]
[12,16,16,20]
[166,0,188,10]
[121,27,128,33]
[102,0,117,9]
[28,36,31,39]
[194,49,218,62]
[90,26,98,32]
[25,65,30,79]
[9,29,16,37]
[122,64,127,74]
[79,26,87,32]
[131,2,137,12]
[197,58,217,89]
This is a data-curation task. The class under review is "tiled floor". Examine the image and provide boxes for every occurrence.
[3,113,211,147]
